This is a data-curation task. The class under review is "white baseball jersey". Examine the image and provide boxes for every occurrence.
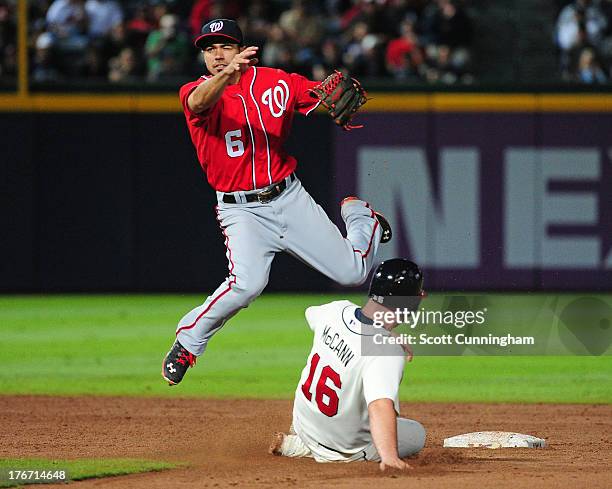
[292,300,406,462]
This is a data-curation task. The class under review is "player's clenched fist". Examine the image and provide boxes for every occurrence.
[222,46,259,76]
[188,44,259,112]
[379,458,413,472]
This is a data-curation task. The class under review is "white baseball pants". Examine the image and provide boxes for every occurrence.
[176,177,382,356]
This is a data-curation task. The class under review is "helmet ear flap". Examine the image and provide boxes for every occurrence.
[374,295,423,313]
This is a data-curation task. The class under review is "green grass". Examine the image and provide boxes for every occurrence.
[0,458,177,488]
[0,293,610,403]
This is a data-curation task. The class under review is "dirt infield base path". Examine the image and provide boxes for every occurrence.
[1,397,610,489]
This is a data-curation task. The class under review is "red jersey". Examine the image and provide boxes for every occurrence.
[179,66,320,192]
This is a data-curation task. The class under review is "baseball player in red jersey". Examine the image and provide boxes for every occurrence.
[162,19,392,385]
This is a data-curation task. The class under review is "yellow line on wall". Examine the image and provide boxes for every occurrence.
[0,94,181,112]
[0,93,611,113]
[538,94,612,111]
[364,94,430,111]
[431,93,539,112]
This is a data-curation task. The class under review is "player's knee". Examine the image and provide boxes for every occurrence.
[336,268,367,287]
[398,419,426,457]
[234,275,268,304]
[413,421,426,452]
[406,421,426,455]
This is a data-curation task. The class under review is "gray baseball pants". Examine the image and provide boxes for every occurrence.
[362,418,427,461]
[176,176,382,356]
[278,418,426,462]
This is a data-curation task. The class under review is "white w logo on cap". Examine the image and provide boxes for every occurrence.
[210,21,224,33]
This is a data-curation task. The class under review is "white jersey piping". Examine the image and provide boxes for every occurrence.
[249,67,273,185]
[237,94,257,189]
[305,99,322,116]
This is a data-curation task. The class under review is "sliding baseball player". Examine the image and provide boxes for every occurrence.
[270,259,427,470]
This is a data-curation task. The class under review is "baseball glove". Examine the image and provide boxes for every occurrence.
[309,71,368,131]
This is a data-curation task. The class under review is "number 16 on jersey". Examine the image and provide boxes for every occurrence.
[301,353,342,417]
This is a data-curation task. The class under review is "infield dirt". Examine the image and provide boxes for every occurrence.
[1,397,610,488]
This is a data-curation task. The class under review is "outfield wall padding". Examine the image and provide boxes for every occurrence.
[1,113,334,292]
[1,110,610,292]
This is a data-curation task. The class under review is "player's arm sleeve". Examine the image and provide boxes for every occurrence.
[179,80,218,127]
[363,355,405,414]
[289,72,321,116]
[304,306,321,332]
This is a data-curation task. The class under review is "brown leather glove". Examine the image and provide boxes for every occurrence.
[309,70,368,130]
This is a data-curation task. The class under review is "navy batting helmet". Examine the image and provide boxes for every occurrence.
[369,259,425,311]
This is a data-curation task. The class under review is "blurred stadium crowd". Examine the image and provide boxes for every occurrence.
[556,0,612,83]
[0,0,611,85]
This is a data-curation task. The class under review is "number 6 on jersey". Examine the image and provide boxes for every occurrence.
[300,353,342,417]
[224,129,245,157]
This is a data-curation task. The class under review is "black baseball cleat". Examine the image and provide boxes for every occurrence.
[162,340,197,386]
[374,212,392,243]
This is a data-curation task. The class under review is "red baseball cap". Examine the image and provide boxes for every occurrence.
[194,18,243,50]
